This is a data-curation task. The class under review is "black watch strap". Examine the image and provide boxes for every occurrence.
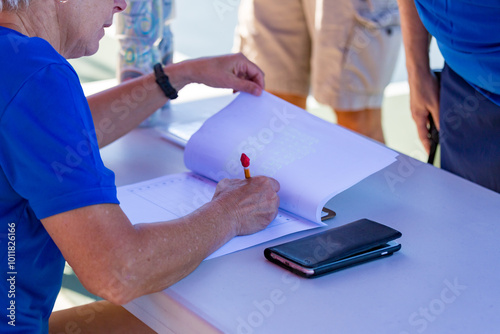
[154,63,178,100]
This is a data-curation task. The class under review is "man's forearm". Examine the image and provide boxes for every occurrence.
[43,202,238,306]
[397,0,432,82]
[110,201,237,304]
[87,62,191,148]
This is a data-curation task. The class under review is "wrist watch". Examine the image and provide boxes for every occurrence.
[153,63,178,100]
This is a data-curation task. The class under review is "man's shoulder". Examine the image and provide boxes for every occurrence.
[0,28,79,116]
[0,27,74,81]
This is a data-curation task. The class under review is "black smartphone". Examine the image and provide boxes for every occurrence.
[267,241,401,278]
[264,219,402,278]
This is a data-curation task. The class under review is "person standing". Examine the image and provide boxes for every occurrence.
[235,0,401,142]
[397,0,500,192]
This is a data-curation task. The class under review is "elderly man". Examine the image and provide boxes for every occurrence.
[0,0,280,332]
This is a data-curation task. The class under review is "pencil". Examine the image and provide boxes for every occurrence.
[240,153,251,179]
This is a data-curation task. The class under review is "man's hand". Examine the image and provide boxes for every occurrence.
[397,0,440,154]
[212,176,280,236]
[408,70,440,154]
[166,53,265,96]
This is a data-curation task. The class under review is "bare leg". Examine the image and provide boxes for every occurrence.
[49,300,156,334]
[335,108,385,143]
[268,91,385,143]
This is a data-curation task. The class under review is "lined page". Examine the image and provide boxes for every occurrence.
[118,173,324,260]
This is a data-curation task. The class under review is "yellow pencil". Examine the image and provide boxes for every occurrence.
[240,153,251,179]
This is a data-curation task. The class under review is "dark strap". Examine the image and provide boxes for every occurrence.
[154,63,178,100]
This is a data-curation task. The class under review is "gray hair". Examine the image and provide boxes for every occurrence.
[0,0,31,12]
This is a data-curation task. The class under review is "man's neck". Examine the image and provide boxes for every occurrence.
[0,14,28,35]
[0,3,62,54]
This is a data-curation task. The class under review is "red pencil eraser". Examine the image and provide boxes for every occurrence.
[240,153,250,167]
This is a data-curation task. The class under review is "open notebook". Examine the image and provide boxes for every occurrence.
[118,92,398,259]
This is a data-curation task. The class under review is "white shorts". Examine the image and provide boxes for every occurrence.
[235,0,401,110]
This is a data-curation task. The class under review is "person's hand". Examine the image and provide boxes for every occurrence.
[408,70,440,153]
[170,53,265,96]
[212,176,280,236]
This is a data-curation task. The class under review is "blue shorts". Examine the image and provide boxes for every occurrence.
[439,63,500,193]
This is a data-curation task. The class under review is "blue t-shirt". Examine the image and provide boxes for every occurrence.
[0,27,119,332]
[414,0,500,105]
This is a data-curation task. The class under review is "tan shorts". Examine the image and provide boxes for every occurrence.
[235,0,401,110]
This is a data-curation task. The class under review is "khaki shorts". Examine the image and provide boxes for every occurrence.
[235,0,401,110]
